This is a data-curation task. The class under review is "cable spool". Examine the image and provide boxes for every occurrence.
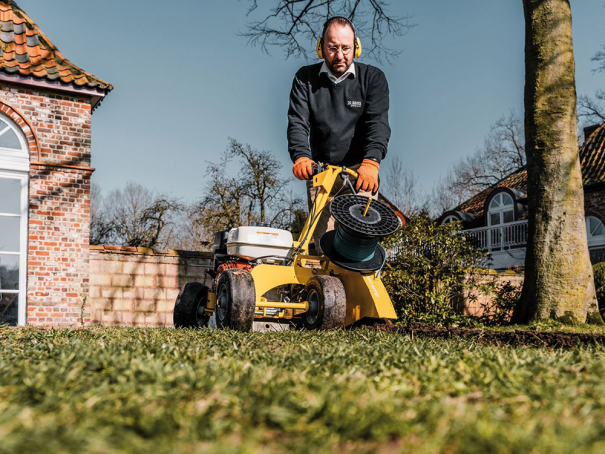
[320,195,401,271]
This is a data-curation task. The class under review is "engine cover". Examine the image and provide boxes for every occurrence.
[226,226,293,259]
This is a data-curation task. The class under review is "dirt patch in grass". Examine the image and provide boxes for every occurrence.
[378,322,605,349]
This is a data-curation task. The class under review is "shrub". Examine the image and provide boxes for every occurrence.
[478,280,522,326]
[382,214,487,324]
[593,262,605,313]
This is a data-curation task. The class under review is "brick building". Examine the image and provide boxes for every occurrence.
[0,1,112,325]
[439,122,605,270]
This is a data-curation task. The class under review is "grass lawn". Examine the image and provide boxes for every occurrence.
[1,326,605,453]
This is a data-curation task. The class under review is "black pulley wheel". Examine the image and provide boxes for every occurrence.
[215,269,256,332]
[173,282,210,328]
[330,195,401,237]
[300,276,346,330]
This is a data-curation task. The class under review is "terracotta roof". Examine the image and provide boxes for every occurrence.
[579,122,605,187]
[456,167,527,219]
[0,1,112,92]
[453,122,605,220]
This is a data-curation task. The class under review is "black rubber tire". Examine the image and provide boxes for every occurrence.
[215,269,256,332]
[301,276,346,330]
[173,282,210,328]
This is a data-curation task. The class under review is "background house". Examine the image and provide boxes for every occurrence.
[0,0,111,325]
[439,122,605,270]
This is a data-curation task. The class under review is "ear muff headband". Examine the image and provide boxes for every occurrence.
[316,16,362,59]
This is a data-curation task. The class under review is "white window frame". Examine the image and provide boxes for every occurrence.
[0,115,29,326]
[442,215,459,224]
[487,192,515,226]
[586,216,605,248]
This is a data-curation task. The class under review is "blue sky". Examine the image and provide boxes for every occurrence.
[16,1,605,202]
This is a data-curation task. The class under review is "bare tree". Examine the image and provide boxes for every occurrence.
[513,0,600,324]
[578,93,605,124]
[194,154,246,242]
[89,183,114,245]
[577,6,605,126]
[240,0,413,62]
[593,44,605,74]
[383,155,424,217]
[454,112,525,197]
[427,173,467,219]
[140,197,186,248]
[169,206,211,251]
[227,138,290,224]
[192,139,302,246]
[103,182,184,248]
[428,112,526,215]
[270,190,307,233]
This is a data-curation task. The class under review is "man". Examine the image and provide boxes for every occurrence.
[287,16,391,252]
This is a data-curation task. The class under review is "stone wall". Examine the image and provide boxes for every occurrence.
[89,246,213,327]
[88,248,526,327]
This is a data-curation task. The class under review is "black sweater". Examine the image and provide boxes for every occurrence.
[287,62,391,166]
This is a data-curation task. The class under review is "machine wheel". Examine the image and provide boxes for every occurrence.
[215,269,256,332]
[173,282,210,328]
[300,276,346,330]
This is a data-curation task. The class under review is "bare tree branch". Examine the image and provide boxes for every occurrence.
[430,111,526,214]
[578,92,605,123]
[189,139,302,248]
[592,44,605,74]
[239,0,413,62]
[383,155,425,217]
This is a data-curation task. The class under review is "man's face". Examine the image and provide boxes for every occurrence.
[323,23,355,77]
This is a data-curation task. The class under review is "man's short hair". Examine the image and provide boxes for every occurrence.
[321,16,356,40]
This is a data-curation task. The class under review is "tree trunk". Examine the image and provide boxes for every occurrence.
[514,0,600,323]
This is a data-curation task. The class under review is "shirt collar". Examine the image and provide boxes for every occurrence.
[319,61,356,84]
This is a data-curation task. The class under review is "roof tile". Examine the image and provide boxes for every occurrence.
[0,1,112,92]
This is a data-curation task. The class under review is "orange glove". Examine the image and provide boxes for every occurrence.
[293,157,315,180]
[356,159,380,193]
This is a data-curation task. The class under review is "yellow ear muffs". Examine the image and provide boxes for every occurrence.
[317,36,362,59]
[354,37,362,59]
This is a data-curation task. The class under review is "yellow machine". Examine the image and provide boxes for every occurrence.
[173,165,401,331]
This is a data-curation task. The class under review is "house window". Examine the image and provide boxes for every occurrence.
[488,192,515,226]
[586,216,605,248]
[442,215,459,224]
[0,114,29,326]
[487,192,515,250]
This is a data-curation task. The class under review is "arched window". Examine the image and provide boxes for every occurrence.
[586,216,605,247]
[488,192,515,226]
[442,215,459,224]
[0,114,29,326]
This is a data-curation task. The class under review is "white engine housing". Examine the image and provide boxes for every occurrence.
[226,226,293,260]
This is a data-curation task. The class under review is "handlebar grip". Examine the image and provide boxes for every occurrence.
[312,162,324,176]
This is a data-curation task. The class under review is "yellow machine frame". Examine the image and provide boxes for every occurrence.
[205,165,397,326]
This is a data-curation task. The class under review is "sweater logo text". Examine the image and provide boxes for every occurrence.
[347,100,362,108]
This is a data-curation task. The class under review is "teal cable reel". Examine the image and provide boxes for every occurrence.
[320,195,401,271]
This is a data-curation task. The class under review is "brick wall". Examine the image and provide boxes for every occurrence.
[27,166,92,325]
[460,271,524,317]
[0,82,94,326]
[584,187,605,221]
[89,246,213,327]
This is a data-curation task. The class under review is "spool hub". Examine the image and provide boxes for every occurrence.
[320,195,401,271]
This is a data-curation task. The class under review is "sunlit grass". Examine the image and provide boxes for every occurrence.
[1,326,604,453]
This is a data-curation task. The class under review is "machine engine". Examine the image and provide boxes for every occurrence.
[211,226,293,281]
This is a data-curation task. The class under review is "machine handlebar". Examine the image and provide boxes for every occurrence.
[312,163,374,194]
[313,163,359,179]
